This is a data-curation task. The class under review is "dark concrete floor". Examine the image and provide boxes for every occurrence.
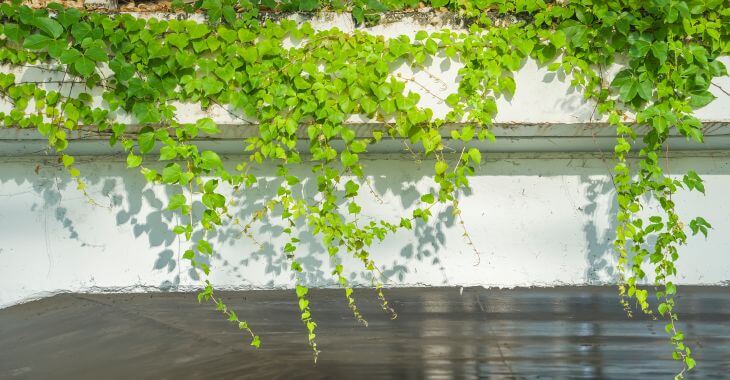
[1,286,729,379]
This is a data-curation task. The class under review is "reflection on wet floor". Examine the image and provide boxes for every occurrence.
[1,286,729,379]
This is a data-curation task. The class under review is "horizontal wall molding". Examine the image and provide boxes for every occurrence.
[2,122,730,156]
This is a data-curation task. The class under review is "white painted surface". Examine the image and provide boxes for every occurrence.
[1,13,729,308]
[1,152,729,308]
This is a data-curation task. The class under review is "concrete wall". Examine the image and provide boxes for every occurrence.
[1,12,730,308]
[2,151,730,308]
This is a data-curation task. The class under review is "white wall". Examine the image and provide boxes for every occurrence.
[1,12,729,308]
[1,151,730,308]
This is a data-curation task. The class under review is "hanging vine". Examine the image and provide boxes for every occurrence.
[0,0,727,376]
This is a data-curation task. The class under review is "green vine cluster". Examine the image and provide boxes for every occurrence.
[172,0,478,25]
[0,0,727,375]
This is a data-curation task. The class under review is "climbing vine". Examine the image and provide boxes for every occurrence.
[0,0,727,376]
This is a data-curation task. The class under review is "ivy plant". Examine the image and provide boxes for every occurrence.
[0,0,727,376]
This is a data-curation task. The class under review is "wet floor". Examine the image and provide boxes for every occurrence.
[1,286,729,379]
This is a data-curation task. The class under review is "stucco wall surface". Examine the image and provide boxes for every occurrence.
[1,152,730,308]
[1,12,729,308]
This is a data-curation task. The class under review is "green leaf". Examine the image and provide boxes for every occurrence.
[399,217,412,229]
[352,7,365,24]
[683,171,705,193]
[286,175,300,186]
[70,22,93,41]
[22,34,53,50]
[619,81,639,102]
[127,153,142,168]
[159,146,177,160]
[166,33,189,49]
[636,81,653,101]
[549,30,566,49]
[182,250,195,260]
[295,285,308,297]
[175,51,196,68]
[202,77,223,95]
[202,193,226,209]
[361,97,377,114]
[33,17,64,38]
[372,83,391,101]
[348,202,361,214]
[137,129,156,154]
[55,8,81,27]
[459,125,474,142]
[74,56,95,76]
[340,151,358,167]
[298,0,318,11]
[628,34,652,58]
[241,46,258,63]
[686,357,696,370]
[162,164,182,183]
[203,179,219,194]
[132,103,161,124]
[197,239,213,255]
[689,90,715,108]
[445,93,460,107]
[47,40,66,58]
[3,23,23,42]
[294,76,312,90]
[168,194,187,210]
[425,39,438,54]
[535,44,556,64]
[84,46,108,62]
[197,118,220,134]
[468,148,481,164]
[109,58,134,82]
[499,76,516,97]
[610,69,633,88]
[200,151,223,170]
[344,180,359,197]
[350,140,367,153]
[651,42,668,64]
[435,161,448,175]
[561,22,588,47]
[420,193,435,204]
[61,154,75,167]
[690,215,711,237]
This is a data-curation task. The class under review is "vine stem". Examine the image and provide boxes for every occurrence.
[364,177,385,205]
[710,82,729,96]
[396,73,447,102]
[445,147,481,265]
[209,293,257,340]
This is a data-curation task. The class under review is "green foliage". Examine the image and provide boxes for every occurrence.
[171,0,464,25]
[0,0,727,376]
